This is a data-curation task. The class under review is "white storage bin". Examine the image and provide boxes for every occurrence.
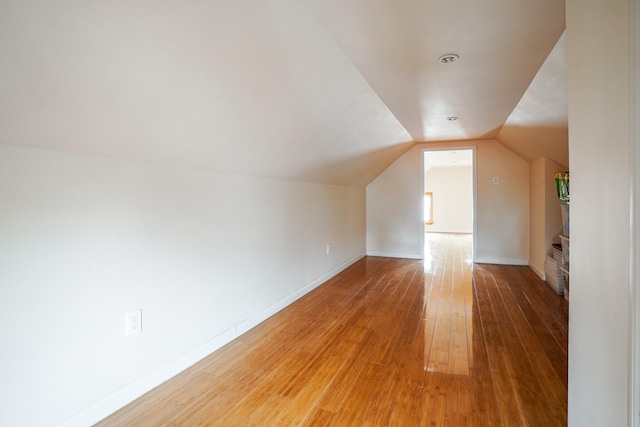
[560,267,570,302]
[544,255,564,295]
[551,243,562,263]
[559,235,570,269]
[560,204,570,236]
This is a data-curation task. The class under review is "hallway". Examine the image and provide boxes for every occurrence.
[98,233,568,426]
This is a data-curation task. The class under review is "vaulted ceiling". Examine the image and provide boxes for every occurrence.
[0,0,568,186]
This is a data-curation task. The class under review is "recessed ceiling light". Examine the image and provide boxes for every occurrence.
[446,116,459,121]
[438,54,459,64]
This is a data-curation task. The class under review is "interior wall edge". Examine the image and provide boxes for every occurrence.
[630,0,640,423]
[366,251,423,260]
[529,262,545,280]
[362,141,418,186]
[493,137,534,163]
[474,257,529,266]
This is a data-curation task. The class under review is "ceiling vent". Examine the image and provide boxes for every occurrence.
[438,54,459,64]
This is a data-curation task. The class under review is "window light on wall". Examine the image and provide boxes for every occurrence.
[425,192,434,225]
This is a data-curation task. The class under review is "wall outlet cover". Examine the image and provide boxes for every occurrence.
[126,310,142,337]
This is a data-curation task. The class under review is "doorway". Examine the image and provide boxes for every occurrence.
[422,147,477,261]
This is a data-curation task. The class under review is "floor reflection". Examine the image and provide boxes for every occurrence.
[423,232,473,272]
[100,232,568,426]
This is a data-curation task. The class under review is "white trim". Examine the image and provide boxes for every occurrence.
[630,0,640,424]
[57,252,366,427]
[424,230,473,234]
[366,251,423,260]
[58,329,237,427]
[529,262,545,280]
[474,257,529,266]
[236,251,365,334]
[472,147,478,263]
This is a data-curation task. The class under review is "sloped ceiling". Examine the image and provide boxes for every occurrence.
[307,0,566,142]
[497,32,569,168]
[0,0,568,186]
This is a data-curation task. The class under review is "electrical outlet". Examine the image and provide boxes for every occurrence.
[326,244,331,255]
[493,176,500,185]
[125,310,142,337]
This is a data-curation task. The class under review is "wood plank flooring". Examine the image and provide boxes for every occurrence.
[97,233,568,426]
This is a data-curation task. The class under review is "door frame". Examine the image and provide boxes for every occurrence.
[630,0,640,424]
[421,146,477,261]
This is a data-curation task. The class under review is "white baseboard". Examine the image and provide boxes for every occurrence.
[366,250,423,260]
[235,251,366,335]
[58,252,366,427]
[529,263,545,280]
[474,257,529,266]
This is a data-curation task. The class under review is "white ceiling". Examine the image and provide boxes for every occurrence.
[0,0,568,186]
[307,0,566,143]
[424,150,474,172]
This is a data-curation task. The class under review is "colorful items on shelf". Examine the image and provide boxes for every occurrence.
[555,172,570,204]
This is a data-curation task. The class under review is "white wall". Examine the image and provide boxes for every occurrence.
[424,165,473,233]
[366,140,529,264]
[0,145,366,426]
[529,157,565,279]
[566,0,633,425]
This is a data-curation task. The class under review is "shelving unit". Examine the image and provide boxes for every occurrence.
[559,233,569,301]
[544,172,569,300]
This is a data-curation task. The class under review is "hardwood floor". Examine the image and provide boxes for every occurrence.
[97,233,568,426]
